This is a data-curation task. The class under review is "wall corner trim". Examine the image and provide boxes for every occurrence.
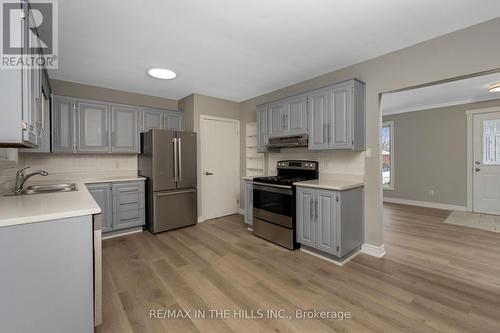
[237,208,245,215]
[361,244,386,258]
[383,197,466,211]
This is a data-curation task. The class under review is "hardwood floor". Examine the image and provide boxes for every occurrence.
[97,204,500,333]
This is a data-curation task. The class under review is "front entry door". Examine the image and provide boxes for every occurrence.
[473,112,500,215]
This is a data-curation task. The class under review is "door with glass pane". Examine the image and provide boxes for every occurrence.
[473,112,500,215]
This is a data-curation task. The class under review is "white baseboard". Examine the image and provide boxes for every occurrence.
[383,197,466,211]
[102,227,143,240]
[361,244,386,258]
[238,208,245,215]
[197,217,205,223]
[300,248,360,267]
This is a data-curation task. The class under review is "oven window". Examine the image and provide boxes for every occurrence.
[253,187,293,217]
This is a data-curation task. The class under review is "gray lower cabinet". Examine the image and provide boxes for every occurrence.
[244,179,253,225]
[111,105,139,153]
[77,101,110,153]
[296,186,363,258]
[87,183,113,233]
[0,215,94,332]
[87,180,145,233]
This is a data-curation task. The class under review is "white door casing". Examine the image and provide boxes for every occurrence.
[200,116,240,221]
[472,111,500,215]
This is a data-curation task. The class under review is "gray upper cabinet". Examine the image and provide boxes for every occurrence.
[110,105,139,153]
[309,79,365,151]
[296,186,364,258]
[164,112,183,131]
[284,95,307,135]
[52,96,76,153]
[255,79,364,152]
[256,106,268,153]
[268,101,286,138]
[76,101,110,153]
[0,2,43,147]
[140,109,163,132]
[308,88,330,150]
[87,183,113,233]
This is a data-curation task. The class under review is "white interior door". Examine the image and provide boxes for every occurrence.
[473,112,500,215]
[201,117,239,220]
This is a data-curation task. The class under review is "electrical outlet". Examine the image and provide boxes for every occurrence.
[429,189,434,197]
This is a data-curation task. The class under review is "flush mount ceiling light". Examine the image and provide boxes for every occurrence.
[489,83,500,93]
[148,68,176,80]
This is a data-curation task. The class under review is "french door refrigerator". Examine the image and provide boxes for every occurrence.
[139,129,197,233]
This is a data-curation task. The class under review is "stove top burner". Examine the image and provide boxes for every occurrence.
[253,160,318,187]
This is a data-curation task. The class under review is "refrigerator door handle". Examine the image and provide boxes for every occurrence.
[173,138,178,181]
[157,189,196,196]
[178,137,182,182]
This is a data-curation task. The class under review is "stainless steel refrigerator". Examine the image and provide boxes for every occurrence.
[139,129,197,233]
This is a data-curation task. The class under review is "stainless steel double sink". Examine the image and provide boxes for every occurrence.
[4,183,78,196]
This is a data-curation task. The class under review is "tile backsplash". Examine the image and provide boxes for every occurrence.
[267,148,365,177]
[18,153,138,174]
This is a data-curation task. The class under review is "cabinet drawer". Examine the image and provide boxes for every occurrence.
[113,209,144,230]
[112,182,145,212]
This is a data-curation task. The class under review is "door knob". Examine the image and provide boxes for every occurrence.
[475,161,481,165]
[204,172,213,176]
[475,168,481,172]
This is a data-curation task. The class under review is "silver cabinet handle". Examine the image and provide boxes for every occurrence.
[178,137,182,182]
[172,138,178,181]
[315,200,318,220]
[310,199,314,220]
[204,172,213,176]
[157,189,196,197]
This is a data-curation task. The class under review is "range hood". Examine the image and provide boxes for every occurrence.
[267,134,308,148]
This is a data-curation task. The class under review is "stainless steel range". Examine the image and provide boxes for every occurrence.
[252,160,318,250]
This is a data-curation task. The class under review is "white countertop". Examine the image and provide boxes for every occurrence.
[294,178,365,191]
[0,181,101,228]
[0,172,145,228]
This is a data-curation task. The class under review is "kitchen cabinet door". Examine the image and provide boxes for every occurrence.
[256,106,268,153]
[296,187,316,247]
[284,95,307,135]
[244,180,253,225]
[315,190,338,255]
[307,88,330,150]
[140,109,164,132]
[164,111,183,131]
[110,105,139,153]
[52,96,76,153]
[76,101,110,153]
[87,183,113,233]
[330,82,353,149]
[268,101,286,138]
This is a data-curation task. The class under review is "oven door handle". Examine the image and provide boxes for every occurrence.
[253,183,292,195]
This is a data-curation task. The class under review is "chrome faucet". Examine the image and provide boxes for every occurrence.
[14,166,49,194]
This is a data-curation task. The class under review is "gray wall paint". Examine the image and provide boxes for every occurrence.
[383,99,500,206]
[239,17,500,247]
[50,79,179,110]
[179,93,240,218]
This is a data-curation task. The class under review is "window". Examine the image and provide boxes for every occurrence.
[382,121,394,190]
[483,119,500,165]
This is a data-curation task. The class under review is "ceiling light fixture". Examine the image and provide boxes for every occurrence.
[489,83,500,93]
[148,68,176,80]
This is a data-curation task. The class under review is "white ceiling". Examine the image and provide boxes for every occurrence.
[49,0,500,102]
[381,72,500,115]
